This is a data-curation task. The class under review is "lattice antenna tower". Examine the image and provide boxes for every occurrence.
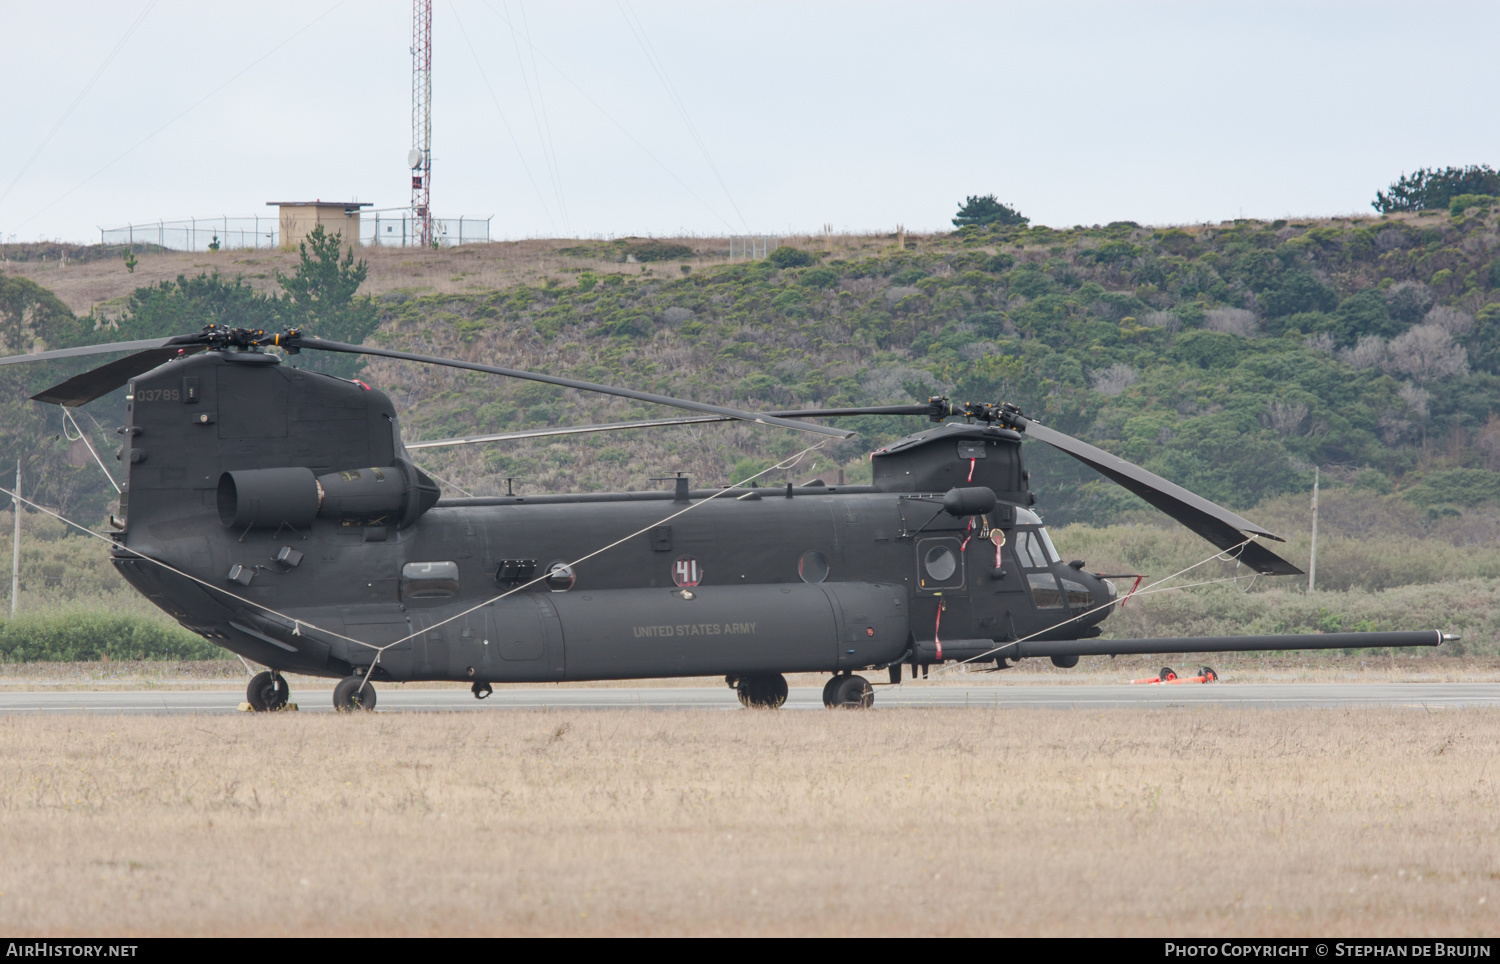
[409,0,433,247]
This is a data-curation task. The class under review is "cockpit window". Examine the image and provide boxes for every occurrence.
[1061,578,1092,609]
[1012,532,1036,568]
[1037,528,1060,564]
[1027,572,1065,609]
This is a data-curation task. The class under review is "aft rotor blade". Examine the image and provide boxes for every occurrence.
[30,344,206,407]
[407,415,725,449]
[293,336,854,439]
[1012,415,1303,576]
[0,336,179,368]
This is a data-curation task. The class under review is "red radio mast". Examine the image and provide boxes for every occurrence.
[409,0,433,247]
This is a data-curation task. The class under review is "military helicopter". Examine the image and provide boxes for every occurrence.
[0,324,1452,711]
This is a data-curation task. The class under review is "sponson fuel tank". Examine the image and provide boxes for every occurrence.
[402,582,910,683]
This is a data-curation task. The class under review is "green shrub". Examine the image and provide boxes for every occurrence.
[1260,271,1338,317]
[1170,329,1240,368]
[767,246,814,269]
[1405,469,1500,508]
[800,267,840,289]
[1448,194,1496,216]
[626,241,692,262]
[0,612,219,662]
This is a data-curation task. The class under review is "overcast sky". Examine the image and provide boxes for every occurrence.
[3,1,1498,244]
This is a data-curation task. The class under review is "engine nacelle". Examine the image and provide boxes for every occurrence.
[217,459,439,530]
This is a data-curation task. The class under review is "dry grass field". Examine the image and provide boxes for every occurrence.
[0,707,1494,937]
[2,232,903,318]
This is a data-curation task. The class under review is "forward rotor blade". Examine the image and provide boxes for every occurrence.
[405,404,943,449]
[1012,415,1303,576]
[293,336,854,440]
[0,336,178,368]
[30,344,206,407]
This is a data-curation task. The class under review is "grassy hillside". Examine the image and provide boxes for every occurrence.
[3,208,1499,654]
[355,211,1500,530]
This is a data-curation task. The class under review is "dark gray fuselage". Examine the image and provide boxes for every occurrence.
[110,350,1113,683]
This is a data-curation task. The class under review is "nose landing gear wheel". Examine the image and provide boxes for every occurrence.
[246,671,289,712]
[736,673,788,709]
[829,674,873,709]
[333,675,378,712]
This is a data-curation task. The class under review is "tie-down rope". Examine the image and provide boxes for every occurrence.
[0,440,829,690]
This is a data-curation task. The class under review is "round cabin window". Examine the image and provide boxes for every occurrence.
[544,562,575,592]
[798,550,830,584]
[923,545,957,581]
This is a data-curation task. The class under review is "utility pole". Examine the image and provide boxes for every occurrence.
[10,460,19,615]
[410,0,434,248]
[1307,466,1319,593]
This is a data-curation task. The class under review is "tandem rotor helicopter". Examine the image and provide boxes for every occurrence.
[0,324,1452,711]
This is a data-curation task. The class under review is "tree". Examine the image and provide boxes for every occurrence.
[952,194,1029,229]
[1371,165,1500,213]
[1383,324,1468,384]
[120,273,280,341]
[275,225,380,377]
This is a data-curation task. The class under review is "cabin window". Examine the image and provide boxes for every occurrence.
[1061,578,1092,609]
[924,545,957,581]
[1027,572,1065,609]
[401,561,460,599]
[798,550,829,584]
[915,536,965,591]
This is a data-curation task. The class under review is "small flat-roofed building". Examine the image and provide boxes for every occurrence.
[268,200,372,251]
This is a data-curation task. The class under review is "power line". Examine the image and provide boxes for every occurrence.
[518,1,570,234]
[502,0,568,234]
[478,0,737,232]
[0,0,157,215]
[449,0,559,233]
[15,1,348,232]
[618,1,748,232]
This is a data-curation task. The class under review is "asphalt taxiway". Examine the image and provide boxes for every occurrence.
[0,682,1495,714]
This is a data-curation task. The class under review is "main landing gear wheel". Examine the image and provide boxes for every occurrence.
[246,671,289,712]
[736,673,788,709]
[821,675,843,708]
[829,674,873,709]
[333,675,377,712]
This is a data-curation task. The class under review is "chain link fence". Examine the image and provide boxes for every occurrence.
[728,235,780,260]
[362,214,492,247]
[100,217,278,252]
[100,214,493,251]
